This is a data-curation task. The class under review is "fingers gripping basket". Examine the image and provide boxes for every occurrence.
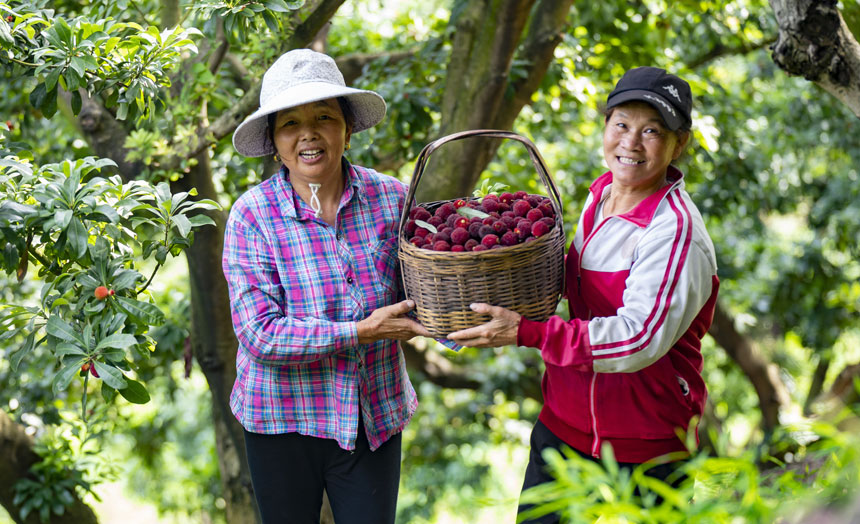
[398,130,565,338]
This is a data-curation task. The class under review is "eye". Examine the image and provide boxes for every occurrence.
[281,119,297,127]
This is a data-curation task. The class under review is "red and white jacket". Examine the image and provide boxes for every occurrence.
[518,166,719,463]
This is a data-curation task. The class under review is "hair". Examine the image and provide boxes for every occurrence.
[266,96,356,148]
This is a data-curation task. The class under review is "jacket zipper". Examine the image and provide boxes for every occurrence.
[589,373,600,457]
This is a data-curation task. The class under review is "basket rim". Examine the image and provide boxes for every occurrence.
[398,218,564,260]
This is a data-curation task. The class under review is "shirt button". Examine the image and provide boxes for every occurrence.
[347,276,354,284]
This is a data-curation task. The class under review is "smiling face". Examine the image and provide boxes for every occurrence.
[272,98,351,185]
[603,101,688,192]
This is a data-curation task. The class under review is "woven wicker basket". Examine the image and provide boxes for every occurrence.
[398,130,565,338]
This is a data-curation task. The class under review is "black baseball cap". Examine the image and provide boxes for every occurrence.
[605,67,692,131]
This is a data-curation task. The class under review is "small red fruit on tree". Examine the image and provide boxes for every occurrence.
[94,286,111,300]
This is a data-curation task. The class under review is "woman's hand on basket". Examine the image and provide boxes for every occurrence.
[357,300,432,344]
[446,303,520,348]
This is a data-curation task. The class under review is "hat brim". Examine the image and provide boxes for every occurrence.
[606,90,686,131]
[232,82,387,157]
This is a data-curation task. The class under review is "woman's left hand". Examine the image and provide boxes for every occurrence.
[446,303,521,348]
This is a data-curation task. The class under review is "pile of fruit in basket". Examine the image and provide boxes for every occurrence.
[405,191,557,252]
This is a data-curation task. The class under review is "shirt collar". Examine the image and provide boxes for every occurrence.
[275,158,365,221]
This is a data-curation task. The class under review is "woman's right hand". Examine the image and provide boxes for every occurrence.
[356,300,432,344]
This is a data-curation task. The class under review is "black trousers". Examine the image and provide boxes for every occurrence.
[518,419,688,524]
[244,419,402,524]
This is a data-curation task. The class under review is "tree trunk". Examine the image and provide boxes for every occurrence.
[176,153,258,524]
[707,301,791,433]
[769,0,860,117]
[417,0,574,202]
[0,411,98,524]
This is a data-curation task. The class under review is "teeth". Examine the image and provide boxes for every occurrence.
[618,157,644,165]
[300,149,322,158]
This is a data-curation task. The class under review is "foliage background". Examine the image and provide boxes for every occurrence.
[2,0,860,523]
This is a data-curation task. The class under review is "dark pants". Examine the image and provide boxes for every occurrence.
[518,419,688,524]
[244,418,402,524]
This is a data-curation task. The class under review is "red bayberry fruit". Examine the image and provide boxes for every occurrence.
[514,220,532,240]
[410,236,426,247]
[451,244,465,252]
[539,217,554,228]
[497,201,511,213]
[454,216,469,229]
[481,198,499,213]
[421,243,434,250]
[514,190,528,199]
[464,239,479,251]
[478,225,495,238]
[81,362,91,373]
[433,240,451,251]
[526,195,542,208]
[435,202,456,220]
[492,221,508,234]
[526,208,544,223]
[427,216,444,228]
[500,231,518,246]
[468,222,483,238]
[531,221,550,238]
[411,207,431,221]
[499,192,515,204]
[538,203,555,218]
[472,244,488,251]
[450,228,470,245]
[109,289,115,296]
[405,219,418,236]
[453,199,468,208]
[501,216,518,229]
[94,286,111,300]
[414,227,430,238]
[434,230,451,243]
[512,199,532,217]
[481,234,499,248]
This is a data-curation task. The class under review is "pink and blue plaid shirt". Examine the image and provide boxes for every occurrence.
[222,161,415,451]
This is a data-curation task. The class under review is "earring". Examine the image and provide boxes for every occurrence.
[273,153,281,162]
[345,143,351,151]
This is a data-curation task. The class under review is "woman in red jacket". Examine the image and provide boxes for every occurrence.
[448,67,719,523]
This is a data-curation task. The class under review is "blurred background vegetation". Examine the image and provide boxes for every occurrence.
[2,0,860,522]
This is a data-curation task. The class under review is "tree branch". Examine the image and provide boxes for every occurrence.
[708,301,791,433]
[769,0,860,117]
[686,37,777,70]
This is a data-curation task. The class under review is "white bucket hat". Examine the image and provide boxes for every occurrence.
[232,48,387,157]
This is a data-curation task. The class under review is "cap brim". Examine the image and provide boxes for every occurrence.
[606,90,684,131]
[232,82,387,157]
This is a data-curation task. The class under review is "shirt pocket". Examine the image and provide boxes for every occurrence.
[369,235,400,304]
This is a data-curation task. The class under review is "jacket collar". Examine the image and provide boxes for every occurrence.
[586,165,685,230]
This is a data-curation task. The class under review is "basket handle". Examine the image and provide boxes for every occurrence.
[399,129,564,235]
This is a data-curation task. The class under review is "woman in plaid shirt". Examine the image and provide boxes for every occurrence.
[224,49,431,524]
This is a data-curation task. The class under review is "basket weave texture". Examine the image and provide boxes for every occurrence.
[398,130,565,338]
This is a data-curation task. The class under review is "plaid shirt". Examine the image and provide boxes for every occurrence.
[223,162,415,451]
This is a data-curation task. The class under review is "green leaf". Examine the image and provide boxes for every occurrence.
[46,316,80,342]
[187,214,216,228]
[113,296,165,325]
[263,0,291,12]
[414,219,437,234]
[29,82,47,109]
[111,270,141,291]
[91,204,120,223]
[101,381,117,403]
[66,217,89,258]
[95,333,137,350]
[118,379,150,404]
[172,213,191,238]
[55,208,73,229]
[456,206,490,219]
[55,342,87,356]
[92,361,127,389]
[71,90,82,115]
[52,360,84,396]
[10,331,36,371]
